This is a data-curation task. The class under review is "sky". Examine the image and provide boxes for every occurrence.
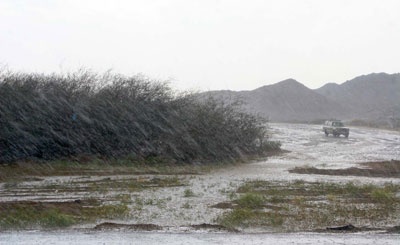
[1,0,400,92]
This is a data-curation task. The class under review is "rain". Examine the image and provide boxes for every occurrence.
[1,1,400,244]
[1,71,399,244]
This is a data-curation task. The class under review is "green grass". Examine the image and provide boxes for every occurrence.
[218,208,255,228]
[0,173,187,230]
[183,188,195,197]
[371,188,395,203]
[82,204,129,220]
[0,205,75,229]
[217,209,284,229]
[236,193,265,209]
[217,180,400,231]
[0,201,130,230]
[40,210,76,228]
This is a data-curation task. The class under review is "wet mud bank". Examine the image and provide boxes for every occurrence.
[90,222,400,234]
[317,224,400,234]
[289,160,400,178]
[94,222,162,231]
[93,222,238,232]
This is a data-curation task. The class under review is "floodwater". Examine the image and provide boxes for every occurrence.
[0,230,399,245]
[1,123,399,244]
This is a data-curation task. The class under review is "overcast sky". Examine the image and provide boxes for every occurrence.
[1,0,400,91]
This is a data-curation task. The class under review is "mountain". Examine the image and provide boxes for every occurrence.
[315,73,400,121]
[199,73,400,124]
[239,79,349,122]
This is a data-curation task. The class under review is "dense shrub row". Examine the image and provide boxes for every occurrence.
[0,70,272,163]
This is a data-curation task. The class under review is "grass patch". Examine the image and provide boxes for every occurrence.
[217,209,284,229]
[236,193,265,209]
[216,180,400,231]
[0,174,189,230]
[0,158,213,183]
[218,209,256,228]
[183,188,195,197]
[0,200,129,230]
[0,205,75,229]
[371,188,395,203]
[82,204,129,221]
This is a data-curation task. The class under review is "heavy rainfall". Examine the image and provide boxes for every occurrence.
[1,1,400,244]
[0,70,399,244]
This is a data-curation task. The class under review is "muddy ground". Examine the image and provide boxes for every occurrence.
[289,160,400,177]
[0,123,399,243]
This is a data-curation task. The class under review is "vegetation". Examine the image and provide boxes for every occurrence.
[0,156,215,182]
[0,200,129,230]
[0,174,185,230]
[183,188,195,197]
[0,70,274,164]
[217,180,400,231]
[289,160,400,178]
[236,193,265,209]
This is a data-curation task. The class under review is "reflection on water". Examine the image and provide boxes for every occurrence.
[1,231,399,245]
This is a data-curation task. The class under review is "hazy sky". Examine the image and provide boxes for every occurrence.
[1,0,400,91]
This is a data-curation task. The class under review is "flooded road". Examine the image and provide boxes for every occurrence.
[235,123,400,183]
[1,123,399,244]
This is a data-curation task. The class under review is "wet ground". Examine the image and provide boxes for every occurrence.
[1,230,399,245]
[1,123,399,243]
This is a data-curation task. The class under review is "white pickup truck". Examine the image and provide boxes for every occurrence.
[323,120,349,138]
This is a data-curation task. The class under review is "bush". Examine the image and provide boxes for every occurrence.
[0,70,274,164]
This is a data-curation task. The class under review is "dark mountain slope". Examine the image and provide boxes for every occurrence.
[199,73,400,124]
[201,79,349,122]
[316,73,400,120]
[240,79,349,121]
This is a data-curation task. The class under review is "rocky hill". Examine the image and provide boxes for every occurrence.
[315,73,400,122]
[199,73,400,126]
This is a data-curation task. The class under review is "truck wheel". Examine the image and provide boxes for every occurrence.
[345,133,349,138]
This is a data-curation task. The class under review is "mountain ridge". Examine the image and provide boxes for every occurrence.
[199,73,400,126]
